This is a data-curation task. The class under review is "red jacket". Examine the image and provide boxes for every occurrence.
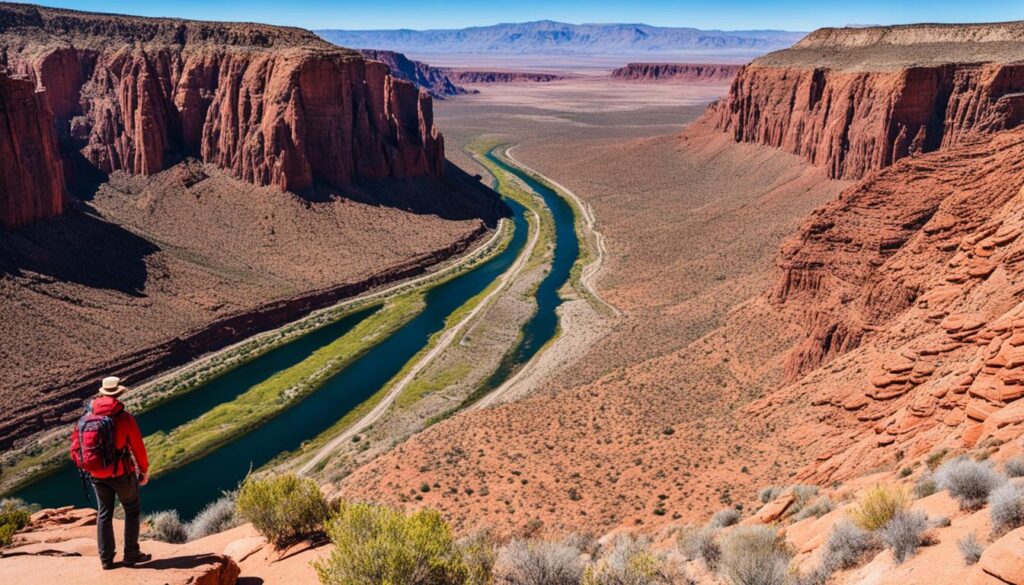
[70,396,149,479]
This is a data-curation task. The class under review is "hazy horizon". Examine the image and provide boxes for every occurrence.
[25,0,1024,33]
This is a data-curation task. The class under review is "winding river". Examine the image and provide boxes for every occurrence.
[15,149,579,519]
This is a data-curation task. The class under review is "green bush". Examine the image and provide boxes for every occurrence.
[314,503,469,585]
[848,485,908,531]
[235,474,329,547]
[0,499,33,547]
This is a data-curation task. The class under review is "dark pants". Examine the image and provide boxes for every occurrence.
[91,473,141,564]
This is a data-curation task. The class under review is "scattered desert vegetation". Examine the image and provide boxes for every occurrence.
[144,492,239,543]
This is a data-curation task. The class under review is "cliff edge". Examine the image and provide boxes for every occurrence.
[706,21,1024,180]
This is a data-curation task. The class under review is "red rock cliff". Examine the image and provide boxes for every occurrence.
[0,69,64,229]
[705,23,1024,180]
[610,62,740,82]
[0,3,444,223]
[741,22,1024,377]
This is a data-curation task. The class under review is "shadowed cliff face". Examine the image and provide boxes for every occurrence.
[0,3,445,228]
[356,48,473,98]
[0,69,64,229]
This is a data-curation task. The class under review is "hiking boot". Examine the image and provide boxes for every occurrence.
[101,561,115,570]
[123,552,151,567]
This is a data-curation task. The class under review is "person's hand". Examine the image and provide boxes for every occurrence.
[138,472,149,486]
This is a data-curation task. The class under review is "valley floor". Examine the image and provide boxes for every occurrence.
[335,77,852,535]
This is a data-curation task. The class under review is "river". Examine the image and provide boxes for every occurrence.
[15,149,578,519]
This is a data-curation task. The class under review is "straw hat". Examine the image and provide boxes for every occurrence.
[99,376,128,396]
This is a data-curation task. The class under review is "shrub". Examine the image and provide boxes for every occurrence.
[935,458,1006,510]
[709,508,742,529]
[1004,456,1024,479]
[680,526,720,570]
[788,485,820,517]
[494,538,584,585]
[819,520,878,573]
[913,471,937,499]
[880,511,929,564]
[145,510,188,544]
[957,534,984,566]
[562,532,600,557]
[582,535,678,585]
[235,473,329,547]
[314,503,468,585]
[0,498,32,547]
[719,526,792,585]
[848,485,909,531]
[186,493,239,541]
[793,497,834,522]
[926,449,949,471]
[459,531,496,585]
[759,486,782,504]
[989,482,1024,536]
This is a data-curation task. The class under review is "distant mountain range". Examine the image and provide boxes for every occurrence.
[317,20,805,56]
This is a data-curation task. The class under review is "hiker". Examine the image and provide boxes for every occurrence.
[70,376,151,570]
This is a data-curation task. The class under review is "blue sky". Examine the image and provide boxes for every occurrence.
[40,0,1024,31]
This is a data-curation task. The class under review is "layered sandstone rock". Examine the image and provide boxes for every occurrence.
[610,62,740,82]
[706,23,1024,179]
[0,3,444,226]
[0,69,64,229]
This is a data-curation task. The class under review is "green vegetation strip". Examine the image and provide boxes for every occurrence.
[273,220,520,472]
[145,295,426,477]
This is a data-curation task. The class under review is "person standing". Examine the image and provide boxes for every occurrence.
[70,376,152,570]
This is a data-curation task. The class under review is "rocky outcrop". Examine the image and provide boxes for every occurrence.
[0,3,445,227]
[610,62,740,82]
[440,69,566,84]
[0,69,64,229]
[356,49,473,98]
[3,506,241,585]
[706,22,1024,180]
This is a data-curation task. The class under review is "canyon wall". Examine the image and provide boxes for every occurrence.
[356,49,472,98]
[610,62,740,82]
[0,69,64,229]
[707,61,1024,180]
[0,3,445,227]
